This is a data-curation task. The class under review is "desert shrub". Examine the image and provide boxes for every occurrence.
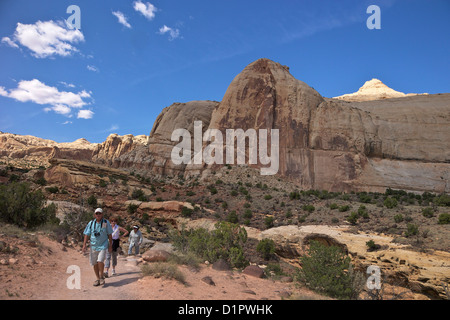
[405,223,419,237]
[141,262,186,284]
[0,182,59,229]
[438,213,450,225]
[35,177,47,186]
[298,241,355,299]
[226,210,238,223]
[421,207,434,218]
[131,188,147,201]
[87,194,98,208]
[169,221,248,268]
[329,203,338,210]
[394,214,404,223]
[434,194,450,207]
[302,204,315,213]
[45,186,59,194]
[384,197,398,209]
[347,212,359,225]
[256,238,276,260]
[357,205,369,219]
[127,203,139,214]
[264,194,273,200]
[366,240,376,250]
[289,191,301,200]
[358,192,372,203]
[264,216,274,229]
[338,205,350,212]
[181,207,193,217]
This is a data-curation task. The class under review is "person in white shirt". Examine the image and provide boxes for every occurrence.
[128,225,143,256]
[104,216,128,277]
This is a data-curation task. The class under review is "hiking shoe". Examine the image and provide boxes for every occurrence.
[99,278,105,285]
[93,279,101,286]
[111,270,116,276]
[103,272,109,278]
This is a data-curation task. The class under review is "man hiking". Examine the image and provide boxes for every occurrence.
[82,208,113,286]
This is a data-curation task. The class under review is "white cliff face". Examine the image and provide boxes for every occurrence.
[333,78,421,101]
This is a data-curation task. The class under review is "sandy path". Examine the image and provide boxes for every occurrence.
[1,235,324,300]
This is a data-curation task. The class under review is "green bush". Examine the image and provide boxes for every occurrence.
[394,214,404,223]
[347,212,358,225]
[0,182,59,228]
[302,204,315,213]
[87,194,98,208]
[384,197,398,209]
[226,210,238,223]
[329,203,338,210]
[264,216,274,229]
[181,207,193,217]
[421,207,434,218]
[256,238,276,260]
[298,241,355,299]
[169,221,248,268]
[438,213,450,225]
[405,224,419,237]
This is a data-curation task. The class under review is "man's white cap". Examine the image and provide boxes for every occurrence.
[95,208,103,214]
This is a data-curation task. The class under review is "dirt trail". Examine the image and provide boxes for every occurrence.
[1,235,322,300]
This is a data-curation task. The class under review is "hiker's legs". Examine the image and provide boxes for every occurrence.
[112,251,118,267]
[128,243,134,255]
[105,251,111,272]
[93,263,101,279]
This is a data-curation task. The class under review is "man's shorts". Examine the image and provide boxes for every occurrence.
[89,248,107,266]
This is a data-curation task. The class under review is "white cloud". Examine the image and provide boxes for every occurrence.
[59,81,76,88]
[0,79,92,118]
[158,25,180,41]
[77,110,94,119]
[87,65,99,72]
[4,20,84,58]
[112,11,132,28]
[133,1,157,20]
[51,104,72,115]
[1,36,19,48]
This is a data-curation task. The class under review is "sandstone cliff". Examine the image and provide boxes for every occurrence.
[153,59,449,193]
[1,59,449,194]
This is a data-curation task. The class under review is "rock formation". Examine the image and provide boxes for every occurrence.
[1,58,449,194]
[333,78,422,102]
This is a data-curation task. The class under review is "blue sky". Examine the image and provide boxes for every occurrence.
[0,0,449,143]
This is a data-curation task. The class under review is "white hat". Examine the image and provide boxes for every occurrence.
[95,208,103,214]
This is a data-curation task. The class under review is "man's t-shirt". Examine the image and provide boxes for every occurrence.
[83,219,113,251]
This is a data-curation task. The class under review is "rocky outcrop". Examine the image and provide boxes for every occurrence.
[91,133,149,168]
[334,78,421,102]
[147,100,219,175]
[0,132,96,163]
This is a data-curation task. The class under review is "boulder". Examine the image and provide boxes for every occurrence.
[242,265,265,278]
[142,249,171,263]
